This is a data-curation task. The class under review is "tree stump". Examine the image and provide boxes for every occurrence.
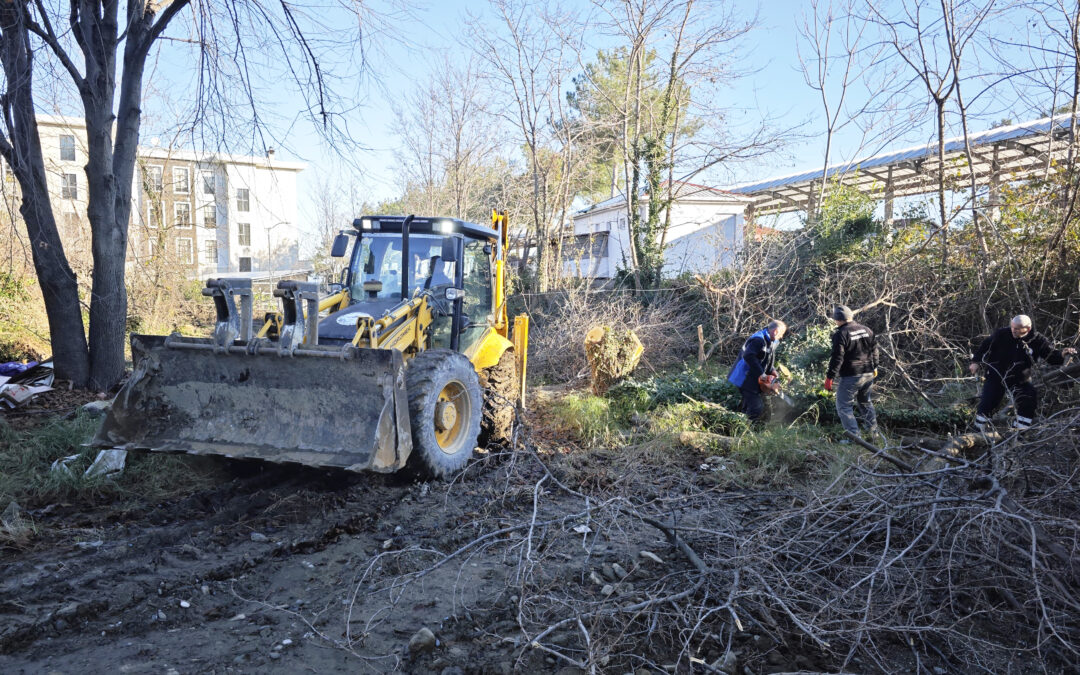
[584,326,644,394]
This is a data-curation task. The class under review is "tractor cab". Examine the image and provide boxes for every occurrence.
[321,216,496,355]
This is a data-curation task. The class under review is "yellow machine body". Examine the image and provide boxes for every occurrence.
[93,212,527,473]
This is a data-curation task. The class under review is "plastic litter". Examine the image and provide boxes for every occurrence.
[50,454,81,477]
[84,449,127,477]
[0,361,38,377]
[0,360,55,408]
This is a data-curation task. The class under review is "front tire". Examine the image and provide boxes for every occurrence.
[405,349,482,479]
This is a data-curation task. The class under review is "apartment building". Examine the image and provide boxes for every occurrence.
[36,115,305,280]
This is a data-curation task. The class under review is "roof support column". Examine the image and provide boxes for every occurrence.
[806,179,819,222]
[884,166,895,228]
[988,145,1001,223]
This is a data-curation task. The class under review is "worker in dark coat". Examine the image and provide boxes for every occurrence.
[824,305,879,439]
[969,314,1075,430]
[728,320,786,421]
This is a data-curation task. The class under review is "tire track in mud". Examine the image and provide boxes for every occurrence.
[0,464,414,660]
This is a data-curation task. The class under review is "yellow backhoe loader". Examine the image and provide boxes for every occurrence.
[93,212,527,478]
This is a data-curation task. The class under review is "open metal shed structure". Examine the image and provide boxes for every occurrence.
[728,114,1079,222]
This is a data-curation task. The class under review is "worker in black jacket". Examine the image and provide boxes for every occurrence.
[823,305,879,439]
[969,314,1075,430]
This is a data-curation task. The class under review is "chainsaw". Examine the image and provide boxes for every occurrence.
[758,373,796,406]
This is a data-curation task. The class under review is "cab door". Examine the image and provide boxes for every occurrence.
[459,238,494,355]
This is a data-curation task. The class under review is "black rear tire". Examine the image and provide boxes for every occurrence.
[405,349,482,479]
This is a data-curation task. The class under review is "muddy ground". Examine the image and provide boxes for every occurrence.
[0,419,841,675]
[0,443,744,675]
[3,398,1045,674]
[0,456,530,674]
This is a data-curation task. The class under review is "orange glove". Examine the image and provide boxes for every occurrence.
[824,378,833,392]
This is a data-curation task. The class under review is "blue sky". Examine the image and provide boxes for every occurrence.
[141,1,824,229]
[133,0,1063,242]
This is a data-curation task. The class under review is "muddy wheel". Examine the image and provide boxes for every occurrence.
[479,349,519,446]
[405,349,482,479]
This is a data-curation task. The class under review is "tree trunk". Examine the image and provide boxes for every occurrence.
[936,100,948,266]
[82,6,126,390]
[0,4,90,385]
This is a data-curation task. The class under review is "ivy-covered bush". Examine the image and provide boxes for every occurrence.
[607,369,741,414]
[875,404,973,434]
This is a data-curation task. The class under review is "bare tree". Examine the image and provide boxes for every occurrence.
[470,0,582,290]
[797,0,891,218]
[391,58,501,222]
[1021,1,1080,261]
[572,0,757,289]
[0,1,376,389]
[941,0,996,272]
[868,0,994,266]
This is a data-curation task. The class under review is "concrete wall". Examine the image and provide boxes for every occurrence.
[221,159,302,277]
[659,202,745,277]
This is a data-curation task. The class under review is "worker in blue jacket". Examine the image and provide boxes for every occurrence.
[728,320,787,421]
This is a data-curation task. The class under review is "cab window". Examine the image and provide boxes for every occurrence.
[459,239,493,353]
[349,233,454,301]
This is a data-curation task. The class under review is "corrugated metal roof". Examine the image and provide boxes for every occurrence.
[726,113,1077,212]
[575,180,751,216]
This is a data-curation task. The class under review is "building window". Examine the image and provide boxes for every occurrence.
[177,238,193,264]
[173,167,190,194]
[203,240,218,264]
[174,202,191,228]
[202,172,216,195]
[564,232,609,260]
[203,204,217,228]
[148,236,159,257]
[236,188,250,212]
[61,173,78,199]
[239,256,252,272]
[60,135,76,162]
[144,165,163,194]
[148,200,163,228]
[238,222,251,246]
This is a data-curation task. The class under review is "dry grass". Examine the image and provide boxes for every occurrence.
[521,284,699,385]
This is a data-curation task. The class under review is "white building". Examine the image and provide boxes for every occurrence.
[563,181,752,280]
[35,116,306,279]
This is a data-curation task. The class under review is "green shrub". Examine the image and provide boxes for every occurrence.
[607,370,741,412]
[876,404,972,433]
[649,400,750,437]
[783,323,833,373]
[728,427,830,485]
[606,378,653,420]
[697,404,751,436]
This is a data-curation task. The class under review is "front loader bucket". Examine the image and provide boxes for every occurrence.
[93,334,413,473]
